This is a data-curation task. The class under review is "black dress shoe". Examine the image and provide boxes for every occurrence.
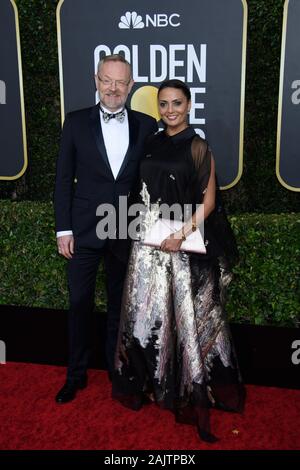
[107,370,113,382]
[197,425,219,443]
[215,401,237,412]
[142,392,155,404]
[55,380,87,404]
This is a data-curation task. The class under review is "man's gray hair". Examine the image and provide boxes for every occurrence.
[97,54,132,78]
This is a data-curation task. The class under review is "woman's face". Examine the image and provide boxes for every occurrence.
[158,87,191,135]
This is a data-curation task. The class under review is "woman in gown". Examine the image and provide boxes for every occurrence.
[112,79,245,442]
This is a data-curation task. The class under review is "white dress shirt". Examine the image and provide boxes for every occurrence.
[57,104,129,238]
[100,105,129,179]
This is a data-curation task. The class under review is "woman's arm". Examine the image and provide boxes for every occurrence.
[160,155,216,252]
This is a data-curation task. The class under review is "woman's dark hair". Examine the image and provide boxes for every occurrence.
[158,79,191,101]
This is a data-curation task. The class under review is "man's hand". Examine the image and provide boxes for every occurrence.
[57,235,74,259]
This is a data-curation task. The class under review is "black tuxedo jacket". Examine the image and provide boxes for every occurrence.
[54,104,157,260]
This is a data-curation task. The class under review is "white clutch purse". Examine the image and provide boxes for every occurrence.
[141,218,206,254]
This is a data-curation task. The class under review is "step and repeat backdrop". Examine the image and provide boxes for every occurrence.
[0,0,27,180]
[0,0,299,189]
[277,0,300,191]
[57,0,247,189]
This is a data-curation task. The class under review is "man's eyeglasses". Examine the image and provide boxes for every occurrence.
[97,75,130,88]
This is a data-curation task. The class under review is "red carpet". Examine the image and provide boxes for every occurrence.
[0,362,299,450]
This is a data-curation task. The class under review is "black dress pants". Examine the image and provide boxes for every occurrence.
[66,244,127,383]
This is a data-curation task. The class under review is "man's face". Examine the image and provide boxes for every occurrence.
[95,61,134,112]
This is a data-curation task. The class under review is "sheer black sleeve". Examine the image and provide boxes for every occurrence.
[190,136,211,200]
[191,136,239,268]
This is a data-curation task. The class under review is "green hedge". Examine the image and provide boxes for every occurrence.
[0,201,107,310]
[0,201,299,327]
[228,213,300,326]
[0,0,299,215]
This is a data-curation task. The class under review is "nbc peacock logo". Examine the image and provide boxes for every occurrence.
[118,11,145,29]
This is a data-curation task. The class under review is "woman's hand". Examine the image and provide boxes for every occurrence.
[160,232,183,252]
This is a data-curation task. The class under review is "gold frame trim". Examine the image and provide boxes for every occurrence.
[57,0,66,127]
[276,0,300,192]
[56,0,248,189]
[0,0,28,180]
[222,0,248,190]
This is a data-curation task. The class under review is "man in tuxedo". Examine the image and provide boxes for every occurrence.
[54,54,157,403]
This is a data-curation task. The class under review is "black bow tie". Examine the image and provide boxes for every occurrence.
[100,105,125,123]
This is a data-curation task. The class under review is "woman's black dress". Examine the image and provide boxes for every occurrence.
[112,127,245,439]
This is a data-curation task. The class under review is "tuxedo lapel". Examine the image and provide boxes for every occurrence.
[89,104,114,177]
[116,108,140,180]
